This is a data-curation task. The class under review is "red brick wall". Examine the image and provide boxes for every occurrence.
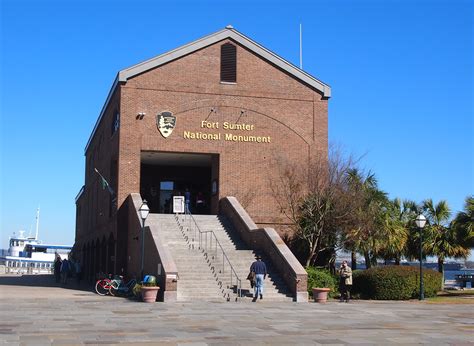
[76,37,328,277]
[75,88,120,274]
[118,39,328,229]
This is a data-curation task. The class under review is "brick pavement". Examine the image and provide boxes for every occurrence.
[0,274,473,345]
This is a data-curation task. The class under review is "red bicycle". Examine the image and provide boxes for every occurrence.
[95,275,137,296]
[95,275,122,296]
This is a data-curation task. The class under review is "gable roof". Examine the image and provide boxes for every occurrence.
[118,25,331,97]
[85,26,331,153]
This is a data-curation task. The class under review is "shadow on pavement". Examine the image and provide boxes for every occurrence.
[0,274,93,293]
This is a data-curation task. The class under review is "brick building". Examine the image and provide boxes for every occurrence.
[75,26,330,281]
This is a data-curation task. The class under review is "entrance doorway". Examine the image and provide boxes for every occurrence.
[140,152,219,214]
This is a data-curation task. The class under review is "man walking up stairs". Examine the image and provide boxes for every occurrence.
[250,255,267,301]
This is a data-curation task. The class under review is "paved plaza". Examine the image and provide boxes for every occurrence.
[0,274,473,345]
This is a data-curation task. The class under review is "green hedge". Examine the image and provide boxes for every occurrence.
[306,267,338,298]
[353,265,442,300]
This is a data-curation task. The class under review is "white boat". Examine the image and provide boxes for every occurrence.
[0,209,72,274]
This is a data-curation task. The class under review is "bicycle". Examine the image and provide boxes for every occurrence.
[109,277,137,297]
[95,275,137,296]
[95,275,114,296]
[95,274,122,296]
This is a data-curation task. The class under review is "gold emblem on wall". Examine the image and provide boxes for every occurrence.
[156,111,176,138]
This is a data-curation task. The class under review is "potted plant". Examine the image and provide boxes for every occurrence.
[140,275,160,303]
[312,287,331,303]
[306,267,336,303]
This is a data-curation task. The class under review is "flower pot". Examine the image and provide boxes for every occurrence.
[141,286,160,303]
[312,287,330,303]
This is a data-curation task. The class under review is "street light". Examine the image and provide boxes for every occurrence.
[139,199,150,281]
[415,213,427,300]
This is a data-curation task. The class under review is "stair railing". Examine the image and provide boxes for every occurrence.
[176,210,242,301]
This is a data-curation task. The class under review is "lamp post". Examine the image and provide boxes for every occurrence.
[415,213,427,300]
[139,200,150,281]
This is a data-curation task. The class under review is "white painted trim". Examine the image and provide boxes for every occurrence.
[75,185,85,203]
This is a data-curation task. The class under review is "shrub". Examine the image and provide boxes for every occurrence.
[418,268,442,298]
[306,267,338,298]
[353,266,442,300]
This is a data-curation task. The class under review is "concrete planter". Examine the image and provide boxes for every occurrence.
[312,287,330,303]
[141,286,160,303]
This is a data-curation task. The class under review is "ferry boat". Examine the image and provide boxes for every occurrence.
[0,209,72,274]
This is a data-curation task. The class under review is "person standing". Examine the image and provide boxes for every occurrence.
[60,258,70,284]
[184,188,191,214]
[53,255,62,283]
[195,191,205,214]
[339,260,353,302]
[250,255,267,301]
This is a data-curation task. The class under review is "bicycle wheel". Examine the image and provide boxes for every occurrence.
[95,279,109,296]
[109,280,120,296]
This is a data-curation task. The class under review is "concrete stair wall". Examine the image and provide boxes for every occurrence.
[182,214,294,302]
[147,213,294,302]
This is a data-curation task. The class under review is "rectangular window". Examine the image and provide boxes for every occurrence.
[111,111,120,136]
[221,43,236,83]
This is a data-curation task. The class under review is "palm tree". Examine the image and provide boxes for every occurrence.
[343,169,387,269]
[379,198,416,264]
[422,199,470,288]
[452,196,474,248]
[404,202,425,261]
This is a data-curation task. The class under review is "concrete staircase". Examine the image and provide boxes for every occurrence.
[147,213,294,302]
[147,214,224,301]
[189,214,294,302]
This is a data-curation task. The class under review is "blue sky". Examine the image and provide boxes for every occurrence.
[1,0,473,257]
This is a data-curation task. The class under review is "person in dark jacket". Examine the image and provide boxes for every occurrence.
[184,188,191,213]
[250,255,267,301]
[53,255,62,283]
[195,191,205,214]
[60,258,70,284]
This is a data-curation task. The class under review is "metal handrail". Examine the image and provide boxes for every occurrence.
[177,210,242,301]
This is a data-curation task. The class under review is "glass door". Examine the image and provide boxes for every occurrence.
[159,181,174,213]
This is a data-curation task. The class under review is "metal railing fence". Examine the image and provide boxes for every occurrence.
[176,210,242,301]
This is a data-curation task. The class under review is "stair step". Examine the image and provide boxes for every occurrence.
[148,213,293,302]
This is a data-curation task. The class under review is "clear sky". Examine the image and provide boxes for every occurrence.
[1,0,473,257]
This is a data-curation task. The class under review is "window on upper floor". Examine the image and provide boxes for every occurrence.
[111,111,120,136]
[220,43,236,83]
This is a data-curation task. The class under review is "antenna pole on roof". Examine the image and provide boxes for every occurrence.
[35,207,40,240]
[299,23,303,69]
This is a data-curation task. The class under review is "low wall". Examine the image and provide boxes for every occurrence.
[220,197,308,302]
[127,193,178,302]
